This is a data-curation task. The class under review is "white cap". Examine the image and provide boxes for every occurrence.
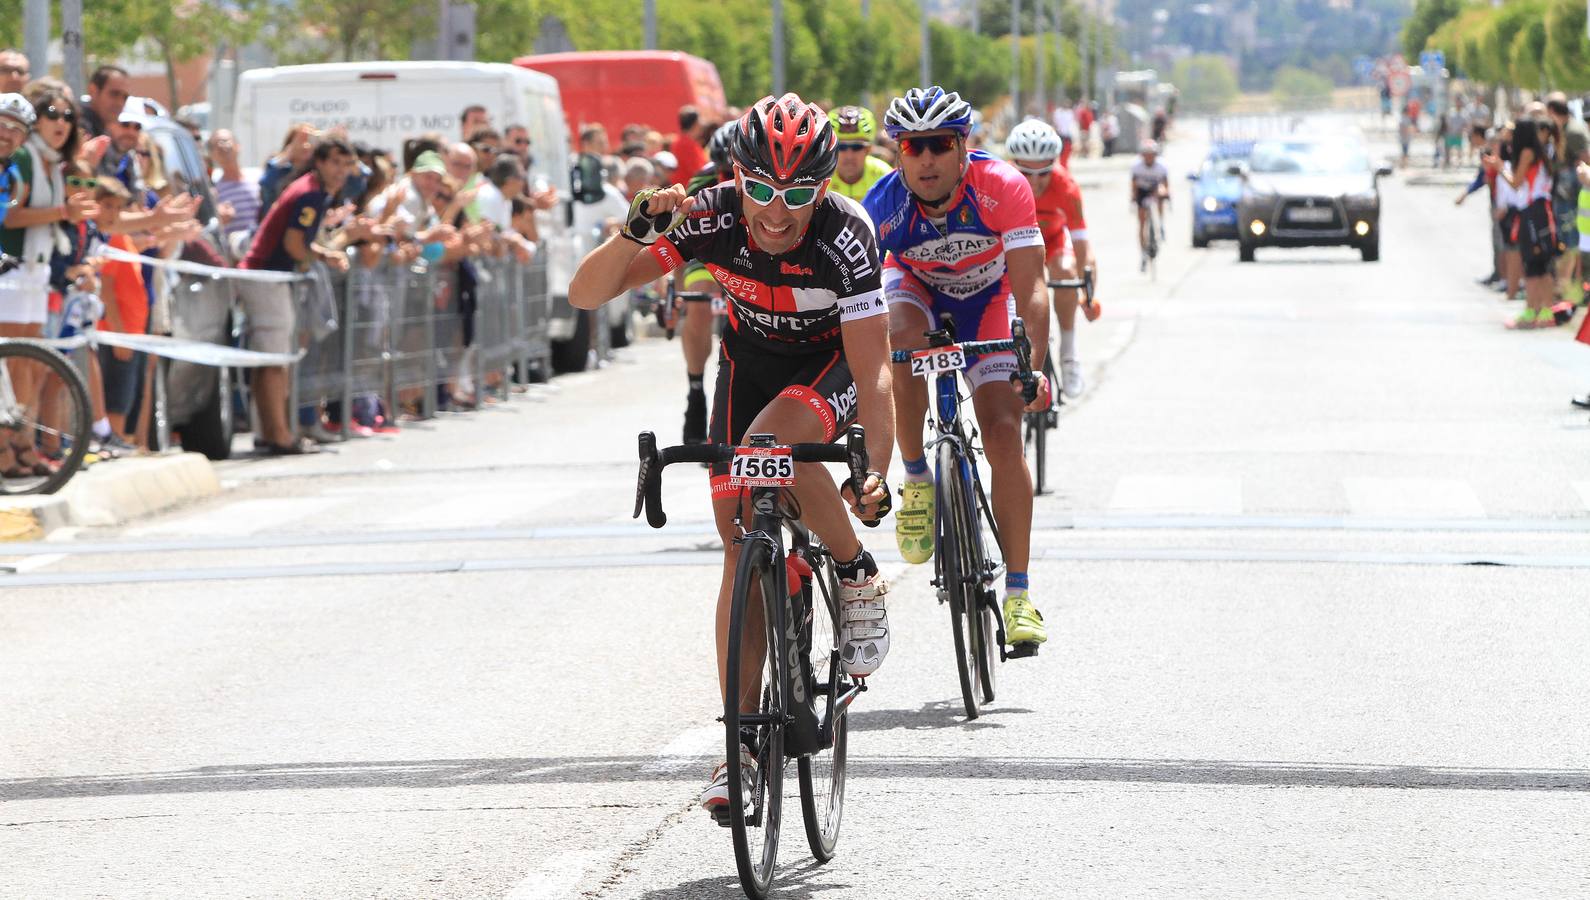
[652,150,678,171]
[118,96,152,127]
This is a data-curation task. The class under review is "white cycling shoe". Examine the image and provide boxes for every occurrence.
[1060,358,1086,398]
[700,745,758,818]
[840,572,890,676]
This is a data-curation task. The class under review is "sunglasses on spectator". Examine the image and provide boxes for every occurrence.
[472,143,496,154]
[39,105,75,123]
[738,173,821,208]
[1013,162,1053,177]
[837,141,870,153]
[66,176,97,189]
[899,134,959,157]
[512,138,530,147]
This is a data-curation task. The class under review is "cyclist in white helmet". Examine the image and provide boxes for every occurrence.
[1005,118,1095,399]
[1131,140,1169,269]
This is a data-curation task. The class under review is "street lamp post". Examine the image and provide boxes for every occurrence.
[645,0,657,50]
[921,7,931,87]
[772,0,785,96]
[1010,0,1021,118]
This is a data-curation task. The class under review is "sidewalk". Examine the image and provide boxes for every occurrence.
[0,452,219,542]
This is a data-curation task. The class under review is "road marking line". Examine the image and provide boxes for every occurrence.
[1573,482,1590,511]
[2,552,64,573]
[503,849,606,900]
[641,724,723,776]
[1343,477,1485,519]
[1109,475,1243,515]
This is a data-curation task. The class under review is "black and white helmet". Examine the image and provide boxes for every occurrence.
[883,86,974,139]
[0,93,36,129]
[1004,118,1062,162]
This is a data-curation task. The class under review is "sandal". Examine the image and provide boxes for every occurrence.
[9,443,53,477]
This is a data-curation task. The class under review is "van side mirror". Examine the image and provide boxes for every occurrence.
[1224,162,1248,178]
[1375,163,1394,178]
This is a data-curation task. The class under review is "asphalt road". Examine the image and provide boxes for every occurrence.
[4,117,1589,899]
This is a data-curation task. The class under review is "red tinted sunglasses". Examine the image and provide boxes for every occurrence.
[899,134,960,157]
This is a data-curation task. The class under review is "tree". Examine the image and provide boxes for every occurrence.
[1509,13,1548,93]
[1271,66,1333,109]
[84,0,263,108]
[1170,54,1237,113]
[1543,0,1590,92]
[1401,0,1466,60]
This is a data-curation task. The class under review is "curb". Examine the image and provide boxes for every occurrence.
[0,452,220,542]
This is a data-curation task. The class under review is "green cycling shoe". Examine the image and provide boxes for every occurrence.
[1003,591,1048,652]
[894,481,935,564]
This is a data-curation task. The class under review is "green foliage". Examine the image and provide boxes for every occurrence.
[1170,54,1237,113]
[1543,0,1590,91]
[1509,13,1548,91]
[1271,66,1334,110]
[1402,0,1466,60]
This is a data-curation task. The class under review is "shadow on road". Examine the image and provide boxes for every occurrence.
[637,860,851,900]
[7,753,1588,803]
[847,701,1035,732]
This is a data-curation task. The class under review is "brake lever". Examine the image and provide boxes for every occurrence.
[844,426,883,527]
[634,431,667,528]
[1010,319,1039,404]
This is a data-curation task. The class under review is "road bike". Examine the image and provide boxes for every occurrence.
[0,337,91,495]
[634,426,878,899]
[890,320,1041,720]
[1139,198,1161,280]
[653,280,727,340]
[1027,266,1097,496]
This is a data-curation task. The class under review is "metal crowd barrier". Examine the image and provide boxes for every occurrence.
[290,251,553,437]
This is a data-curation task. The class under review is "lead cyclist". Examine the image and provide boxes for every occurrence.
[569,94,896,820]
[863,87,1052,655]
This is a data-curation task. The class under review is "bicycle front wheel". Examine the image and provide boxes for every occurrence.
[724,538,785,899]
[798,543,847,863]
[0,340,91,496]
[937,440,984,720]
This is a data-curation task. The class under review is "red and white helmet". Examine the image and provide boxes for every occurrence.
[730,93,838,185]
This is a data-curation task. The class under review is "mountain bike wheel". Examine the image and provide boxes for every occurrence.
[0,340,91,496]
[724,539,785,899]
[937,440,983,720]
[798,545,847,863]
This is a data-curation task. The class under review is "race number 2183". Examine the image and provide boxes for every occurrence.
[909,346,966,378]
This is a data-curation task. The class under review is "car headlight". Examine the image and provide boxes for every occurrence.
[1201,197,1219,212]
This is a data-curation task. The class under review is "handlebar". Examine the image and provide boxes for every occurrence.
[634,425,880,529]
[889,318,1040,403]
[1046,264,1095,301]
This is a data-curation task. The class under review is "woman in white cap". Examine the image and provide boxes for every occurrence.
[0,91,96,477]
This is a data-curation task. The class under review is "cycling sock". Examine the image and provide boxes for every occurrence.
[1005,571,1029,596]
[902,455,930,484]
[687,373,704,394]
[1059,328,1077,361]
[92,418,111,440]
[834,547,877,584]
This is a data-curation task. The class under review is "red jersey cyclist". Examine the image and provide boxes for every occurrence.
[568,94,895,819]
[1005,118,1096,399]
[863,86,1052,654]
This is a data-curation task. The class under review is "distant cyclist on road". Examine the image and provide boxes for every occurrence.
[1132,140,1169,270]
[567,94,896,820]
[674,122,737,444]
[864,86,1051,654]
[826,105,892,203]
[1006,118,1095,399]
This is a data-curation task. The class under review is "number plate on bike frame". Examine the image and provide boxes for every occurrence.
[908,346,966,378]
[728,447,796,487]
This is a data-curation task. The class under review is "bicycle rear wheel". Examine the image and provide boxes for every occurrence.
[0,340,91,496]
[797,544,847,863]
[723,538,785,899]
[937,440,984,720]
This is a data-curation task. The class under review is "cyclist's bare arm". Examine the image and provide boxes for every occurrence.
[1005,244,1050,398]
[569,186,696,309]
[839,313,896,518]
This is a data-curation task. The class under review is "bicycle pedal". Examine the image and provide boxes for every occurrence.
[710,805,736,828]
[1006,641,1041,659]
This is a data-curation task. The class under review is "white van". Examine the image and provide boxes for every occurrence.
[234,61,629,372]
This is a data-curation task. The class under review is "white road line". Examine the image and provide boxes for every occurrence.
[4,552,64,573]
[502,849,606,900]
[1108,475,1243,515]
[640,724,723,775]
[1573,481,1590,511]
[1343,477,1485,519]
[125,497,342,538]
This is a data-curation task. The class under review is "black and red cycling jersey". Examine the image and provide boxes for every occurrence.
[648,184,888,355]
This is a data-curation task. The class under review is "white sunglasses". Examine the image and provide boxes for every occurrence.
[737,170,823,208]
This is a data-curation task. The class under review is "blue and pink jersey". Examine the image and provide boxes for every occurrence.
[863,150,1043,384]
